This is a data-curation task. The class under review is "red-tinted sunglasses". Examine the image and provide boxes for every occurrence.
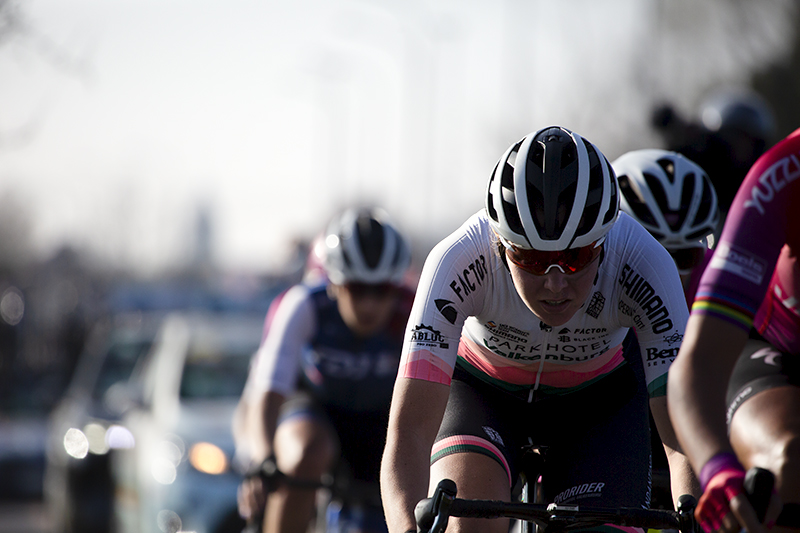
[667,246,706,273]
[505,239,603,276]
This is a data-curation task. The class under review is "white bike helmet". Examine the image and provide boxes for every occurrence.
[613,149,719,268]
[486,126,619,251]
[322,208,411,286]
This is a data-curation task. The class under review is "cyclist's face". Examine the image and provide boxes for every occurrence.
[507,253,600,327]
[332,283,398,338]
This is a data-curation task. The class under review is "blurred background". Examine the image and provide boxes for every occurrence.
[1,0,799,532]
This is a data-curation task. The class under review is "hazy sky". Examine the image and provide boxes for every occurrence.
[0,0,795,275]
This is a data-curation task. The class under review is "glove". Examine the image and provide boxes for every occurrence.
[695,453,746,533]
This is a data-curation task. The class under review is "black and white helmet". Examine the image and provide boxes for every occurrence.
[322,208,411,286]
[613,149,719,249]
[485,126,619,251]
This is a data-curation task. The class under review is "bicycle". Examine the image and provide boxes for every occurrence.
[241,458,386,533]
[415,468,787,533]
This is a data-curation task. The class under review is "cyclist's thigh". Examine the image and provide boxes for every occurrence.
[727,340,800,501]
[274,393,338,471]
[542,366,651,507]
[324,405,389,483]
[432,368,526,496]
[729,385,800,500]
[726,338,800,426]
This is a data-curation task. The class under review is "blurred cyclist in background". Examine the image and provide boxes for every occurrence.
[614,148,720,305]
[651,87,776,224]
[669,127,800,533]
[234,207,414,533]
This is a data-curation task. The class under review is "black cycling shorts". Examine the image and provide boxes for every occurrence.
[432,360,652,507]
[726,337,800,426]
[279,392,389,483]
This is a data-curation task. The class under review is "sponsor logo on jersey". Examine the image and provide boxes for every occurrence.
[435,299,459,324]
[618,300,646,330]
[645,346,679,367]
[409,324,449,349]
[709,242,767,285]
[743,150,800,215]
[586,291,605,318]
[449,254,488,302]
[571,327,607,335]
[482,426,505,447]
[484,336,612,362]
[618,264,674,334]
[312,348,399,379]
[484,322,529,343]
[663,331,683,346]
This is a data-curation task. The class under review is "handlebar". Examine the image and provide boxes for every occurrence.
[415,468,791,533]
[415,479,696,533]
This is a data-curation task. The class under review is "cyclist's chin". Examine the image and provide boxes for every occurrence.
[529,301,577,327]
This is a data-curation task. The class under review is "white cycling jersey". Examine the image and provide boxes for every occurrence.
[400,210,689,398]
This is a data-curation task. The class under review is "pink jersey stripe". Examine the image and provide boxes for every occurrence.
[400,349,453,385]
[431,435,511,486]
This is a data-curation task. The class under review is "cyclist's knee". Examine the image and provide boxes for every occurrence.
[275,423,338,477]
[771,432,800,501]
[430,451,511,501]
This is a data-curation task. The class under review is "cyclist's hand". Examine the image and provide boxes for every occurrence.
[696,466,747,533]
[695,466,781,533]
[238,475,266,521]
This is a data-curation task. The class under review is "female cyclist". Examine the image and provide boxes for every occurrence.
[614,148,720,305]
[668,127,800,533]
[380,126,699,533]
[236,207,414,533]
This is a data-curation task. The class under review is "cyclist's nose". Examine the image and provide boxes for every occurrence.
[542,268,569,292]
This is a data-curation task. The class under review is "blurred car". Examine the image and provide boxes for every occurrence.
[112,311,263,533]
[44,312,164,533]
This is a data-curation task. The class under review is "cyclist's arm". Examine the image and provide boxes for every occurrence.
[668,314,746,484]
[649,395,701,507]
[667,314,772,533]
[249,390,287,463]
[381,377,451,533]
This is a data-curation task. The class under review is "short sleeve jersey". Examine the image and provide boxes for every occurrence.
[692,127,800,354]
[399,211,690,399]
[250,282,414,412]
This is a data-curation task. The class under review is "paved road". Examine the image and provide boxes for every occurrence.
[0,502,52,533]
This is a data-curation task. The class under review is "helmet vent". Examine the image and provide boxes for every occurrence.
[619,174,658,227]
[657,158,677,184]
[693,177,714,227]
[574,142,603,238]
[356,215,385,269]
[502,146,526,237]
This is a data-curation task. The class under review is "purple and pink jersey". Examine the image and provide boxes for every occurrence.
[692,127,800,354]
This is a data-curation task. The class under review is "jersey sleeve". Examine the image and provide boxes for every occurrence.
[611,215,690,397]
[399,212,493,386]
[248,284,317,396]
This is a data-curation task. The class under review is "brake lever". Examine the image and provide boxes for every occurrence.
[414,479,458,533]
[744,467,774,524]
